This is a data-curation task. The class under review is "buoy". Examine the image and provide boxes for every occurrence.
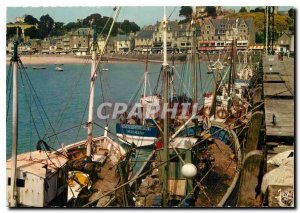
[181,163,197,178]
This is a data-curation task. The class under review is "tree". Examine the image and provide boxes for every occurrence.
[254,7,265,13]
[288,8,295,19]
[120,20,131,34]
[6,27,22,40]
[50,22,65,37]
[65,22,80,31]
[24,15,39,25]
[179,6,193,21]
[38,14,54,39]
[205,6,217,18]
[239,7,247,13]
[82,13,102,27]
[24,26,40,39]
[129,21,140,33]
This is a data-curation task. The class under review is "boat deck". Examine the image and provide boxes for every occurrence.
[195,139,237,207]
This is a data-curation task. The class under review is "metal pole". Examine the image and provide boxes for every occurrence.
[162,6,169,207]
[265,6,269,55]
[10,39,19,207]
[86,27,97,158]
[143,49,149,125]
[192,6,197,104]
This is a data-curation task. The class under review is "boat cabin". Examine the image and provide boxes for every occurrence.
[6,150,68,207]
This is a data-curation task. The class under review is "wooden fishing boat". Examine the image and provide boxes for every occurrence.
[130,120,241,207]
[32,66,46,69]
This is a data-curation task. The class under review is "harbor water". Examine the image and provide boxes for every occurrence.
[6,61,216,171]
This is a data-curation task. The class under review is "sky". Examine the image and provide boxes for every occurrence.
[6,6,293,28]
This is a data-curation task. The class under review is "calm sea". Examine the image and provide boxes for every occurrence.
[6,60,216,171]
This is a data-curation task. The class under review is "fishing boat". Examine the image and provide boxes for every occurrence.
[102,68,109,71]
[55,66,64,71]
[202,19,251,124]
[6,33,69,208]
[129,9,243,207]
[56,8,136,207]
[115,42,160,147]
[7,7,135,208]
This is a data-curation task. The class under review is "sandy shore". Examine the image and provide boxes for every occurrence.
[5,55,147,65]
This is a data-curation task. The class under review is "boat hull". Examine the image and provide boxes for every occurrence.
[116,123,159,147]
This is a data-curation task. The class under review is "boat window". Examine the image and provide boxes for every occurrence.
[7,178,25,187]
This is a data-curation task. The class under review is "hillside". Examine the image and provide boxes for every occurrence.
[224,12,292,32]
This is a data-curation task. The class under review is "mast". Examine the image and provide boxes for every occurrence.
[192,6,197,104]
[227,40,233,98]
[232,19,238,92]
[86,25,97,159]
[142,48,149,125]
[162,6,169,207]
[10,31,20,207]
[265,6,269,55]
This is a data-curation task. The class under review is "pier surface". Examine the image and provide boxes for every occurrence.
[263,55,294,138]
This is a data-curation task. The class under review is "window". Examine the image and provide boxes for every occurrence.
[7,178,25,187]
[207,31,210,34]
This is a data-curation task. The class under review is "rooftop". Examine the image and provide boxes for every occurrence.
[6,150,68,178]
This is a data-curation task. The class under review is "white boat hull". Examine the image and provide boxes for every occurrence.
[116,133,156,147]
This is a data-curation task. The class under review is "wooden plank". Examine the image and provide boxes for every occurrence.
[265,103,294,136]
[245,111,264,153]
[264,83,293,98]
[263,74,284,83]
[168,179,186,196]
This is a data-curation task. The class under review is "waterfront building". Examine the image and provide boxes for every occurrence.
[41,39,50,54]
[115,34,134,53]
[198,18,255,52]
[62,36,70,53]
[152,20,178,53]
[29,39,42,53]
[277,32,294,53]
[70,28,92,56]
[134,30,154,53]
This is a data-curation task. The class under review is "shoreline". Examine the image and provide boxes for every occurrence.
[6,55,149,65]
[6,53,213,65]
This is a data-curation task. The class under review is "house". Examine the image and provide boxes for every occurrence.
[152,20,179,53]
[49,39,57,54]
[173,23,194,53]
[277,33,293,53]
[41,39,50,54]
[134,30,154,52]
[70,28,92,55]
[29,39,42,53]
[62,36,70,53]
[198,18,255,52]
[115,35,133,53]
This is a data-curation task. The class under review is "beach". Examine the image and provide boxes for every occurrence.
[6,55,147,65]
[6,53,201,65]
